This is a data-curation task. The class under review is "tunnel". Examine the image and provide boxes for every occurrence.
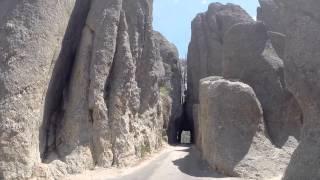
[169,100,194,145]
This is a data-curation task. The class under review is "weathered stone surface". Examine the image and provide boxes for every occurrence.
[187,3,252,146]
[187,3,252,104]
[0,0,90,179]
[274,0,320,179]
[56,0,168,174]
[223,21,302,146]
[258,0,288,63]
[199,77,263,176]
[198,77,295,179]
[153,31,183,144]
[0,0,183,179]
[257,0,285,34]
[267,31,286,59]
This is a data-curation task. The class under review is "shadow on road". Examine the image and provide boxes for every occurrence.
[172,145,227,178]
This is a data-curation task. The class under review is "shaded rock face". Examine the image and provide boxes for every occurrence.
[198,77,296,179]
[274,0,320,179]
[267,31,286,59]
[0,0,182,179]
[257,0,285,34]
[257,0,287,67]
[223,21,302,147]
[257,0,288,66]
[186,3,252,145]
[153,31,183,144]
[257,2,303,143]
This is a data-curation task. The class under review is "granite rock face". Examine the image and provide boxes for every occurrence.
[257,0,285,34]
[198,77,263,176]
[187,3,252,105]
[0,0,182,179]
[198,77,296,179]
[188,2,306,179]
[267,31,286,59]
[0,0,90,179]
[153,31,183,144]
[257,1,303,146]
[186,3,252,145]
[223,21,302,147]
[274,0,320,179]
[257,0,287,59]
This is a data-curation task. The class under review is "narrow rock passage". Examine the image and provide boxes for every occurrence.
[106,146,240,180]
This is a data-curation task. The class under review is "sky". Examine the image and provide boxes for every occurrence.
[153,0,259,58]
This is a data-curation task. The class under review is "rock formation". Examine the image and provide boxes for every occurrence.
[257,0,287,62]
[186,3,253,146]
[273,0,320,179]
[267,31,286,59]
[198,77,263,176]
[153,31,183,144]
[0,1,91,179]
[257,0,285,34]
[188,2,306,179]
[1,0,320,179]
[198,77,296,179]
[0,0,182,179]
[223,21,302,146]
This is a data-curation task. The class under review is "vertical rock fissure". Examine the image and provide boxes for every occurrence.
[104,28,119,167]
[215,15,224,44]
[86,25,96,166]
[40,0,91,162]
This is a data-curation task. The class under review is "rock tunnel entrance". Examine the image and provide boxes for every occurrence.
[168,92,195,145]
[177,101,194,144]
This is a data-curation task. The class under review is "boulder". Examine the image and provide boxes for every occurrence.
[274,0,320,179]
[198,77,295,179]
[223,21,302,147]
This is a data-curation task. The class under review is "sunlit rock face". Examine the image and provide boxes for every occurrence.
[0,0,91,179]
[186,3,253,147]
[197,77,296,179]
[189,2,306,179]
[0,0,182,179]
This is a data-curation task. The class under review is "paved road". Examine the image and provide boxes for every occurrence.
[107,145,240,180]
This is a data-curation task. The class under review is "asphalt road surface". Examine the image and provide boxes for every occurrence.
[107,145,240,180]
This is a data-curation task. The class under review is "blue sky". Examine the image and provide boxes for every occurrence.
[153,0,259,58]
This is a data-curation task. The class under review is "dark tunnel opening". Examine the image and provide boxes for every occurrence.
[171,100,195,145]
